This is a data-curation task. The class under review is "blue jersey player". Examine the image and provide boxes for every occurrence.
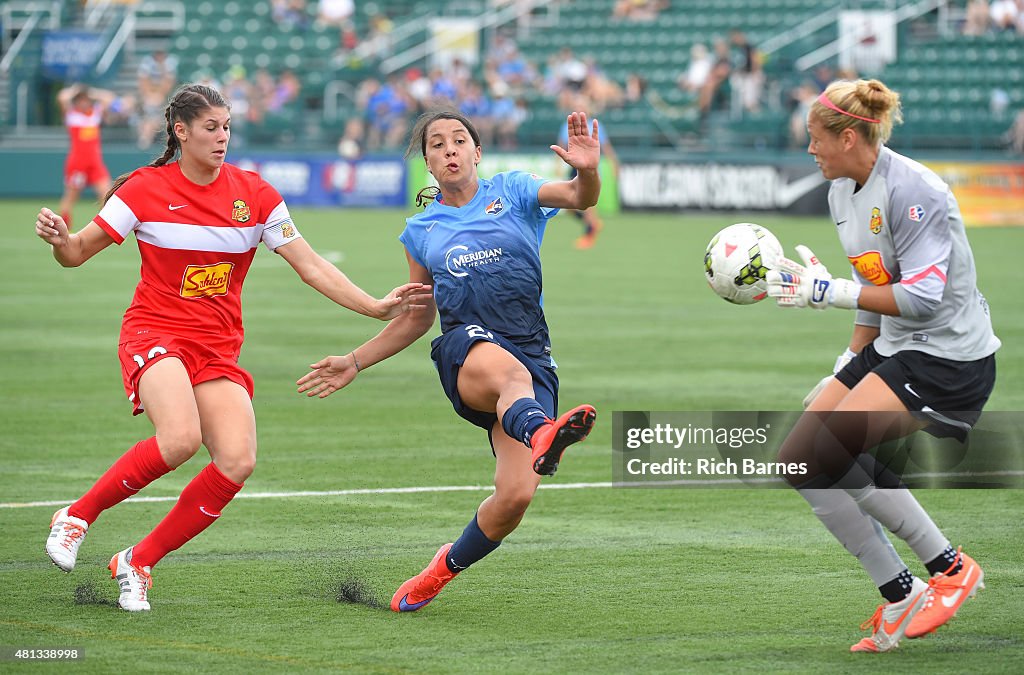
[297,107,602,612]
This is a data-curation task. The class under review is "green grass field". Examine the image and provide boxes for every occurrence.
[1,199,1022,673]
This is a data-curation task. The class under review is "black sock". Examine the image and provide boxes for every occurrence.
[878,568,915,603]
[446,513,501,573]
[925,545,962,577]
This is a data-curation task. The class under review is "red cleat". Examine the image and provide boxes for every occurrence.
[391,544,457,612]
[529,404,597,476]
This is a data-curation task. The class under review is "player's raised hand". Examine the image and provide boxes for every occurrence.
[550,111,600,171]
[371,282,434,320]
[35,207,70,247]
[297,354,359,398]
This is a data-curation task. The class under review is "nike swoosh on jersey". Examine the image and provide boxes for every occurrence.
[904,382,921,398]
[168,204,189,210]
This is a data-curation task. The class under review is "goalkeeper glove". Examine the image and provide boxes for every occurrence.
[766,245,860,310]
[802,348,857,408]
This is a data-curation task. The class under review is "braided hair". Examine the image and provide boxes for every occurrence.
[104,84,229,204]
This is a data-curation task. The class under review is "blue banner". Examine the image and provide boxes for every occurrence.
[40,31,106,80]
[234,155,406,208]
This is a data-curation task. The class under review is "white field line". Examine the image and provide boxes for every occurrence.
[0,482,613,509]
[2,469,1021,509]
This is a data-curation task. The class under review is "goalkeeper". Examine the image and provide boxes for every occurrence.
[765,78,999,653]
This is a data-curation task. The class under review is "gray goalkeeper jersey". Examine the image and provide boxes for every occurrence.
[828,146,1000,361]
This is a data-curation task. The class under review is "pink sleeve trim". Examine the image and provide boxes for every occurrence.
[900,265,947,285]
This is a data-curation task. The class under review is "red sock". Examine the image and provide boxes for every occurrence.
[61,211,72,230]
[131,463,243,568]
[68,437,172,524]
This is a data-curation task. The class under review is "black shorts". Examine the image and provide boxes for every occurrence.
[430,323,559,439]
[836,342,996,440]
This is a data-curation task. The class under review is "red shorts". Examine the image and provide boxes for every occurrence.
[64,157,110,189]
[117,335,255,416]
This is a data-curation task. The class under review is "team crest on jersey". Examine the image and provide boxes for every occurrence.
[485,198,503,215]
[180,262,235,298]
[231,199,251,223]
[281,222,296,239]
[848,251,892,286]
[869,207,883,234]
[908,204,925,222]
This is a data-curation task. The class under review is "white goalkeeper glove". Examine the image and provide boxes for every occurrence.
[802,348,857,408]
[766,245,861,310]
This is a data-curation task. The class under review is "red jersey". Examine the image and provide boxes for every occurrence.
[65,106,104,162]
[94,162,302,357]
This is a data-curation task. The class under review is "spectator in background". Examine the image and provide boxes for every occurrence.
[989,0,1019,30]
[678,43,713,95]
[698,38,732,117]
[963,0,992,35]
[136,49,178,149]
[317,0,355,51]
[625,72,647,103]
[272,0,310,31]
[491,82,526,148]
[460,81,495,146]
[580,55,624,110]
[405,68,433,114]
[337,117,364,159]
[787,81,818,148]
[1006,109,1024,152]
[222,65,252,145]
[365,74,410,150]
[729,30,764,114]
[364,9,395,59]
[269,69,302,113]
[612,0,668,22]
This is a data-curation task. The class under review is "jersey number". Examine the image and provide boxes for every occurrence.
[132,346,168,369]
[464,325,494,341]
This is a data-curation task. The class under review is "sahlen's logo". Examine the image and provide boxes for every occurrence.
[445,244,503,278]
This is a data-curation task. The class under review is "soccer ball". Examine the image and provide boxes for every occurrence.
[703,223,783,305]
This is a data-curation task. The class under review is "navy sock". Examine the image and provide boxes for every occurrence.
[446,514,501,573]
[501,397,548,448]
[926,545,962,577]
[878,568,915,603]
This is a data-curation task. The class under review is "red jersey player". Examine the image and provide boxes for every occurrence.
[58,85,117,230]
[35,83,432,612]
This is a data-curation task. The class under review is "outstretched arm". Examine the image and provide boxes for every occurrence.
[537,111,601,210]
[297,251,437,398]
[35,208,115,267]
[276,237,432,320]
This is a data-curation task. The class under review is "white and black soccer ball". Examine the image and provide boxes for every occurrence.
[703,223,783,305]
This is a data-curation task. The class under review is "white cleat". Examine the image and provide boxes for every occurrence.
[45,506,89,572]
[109,548,152,612]
[850,577,929,653]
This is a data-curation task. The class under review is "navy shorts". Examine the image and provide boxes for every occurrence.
[836,342,996,440]
[431,324,559,435]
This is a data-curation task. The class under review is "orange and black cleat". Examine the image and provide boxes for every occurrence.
[529,404,597,476]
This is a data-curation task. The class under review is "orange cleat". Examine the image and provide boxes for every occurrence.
[529,404,597,476]
[391,543,457,612]
[905,548,985,639]
[850,577,928,653]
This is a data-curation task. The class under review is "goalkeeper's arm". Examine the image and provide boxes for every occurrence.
[802,324,881,408]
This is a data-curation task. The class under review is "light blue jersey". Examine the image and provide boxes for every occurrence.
[400,171,559,361]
